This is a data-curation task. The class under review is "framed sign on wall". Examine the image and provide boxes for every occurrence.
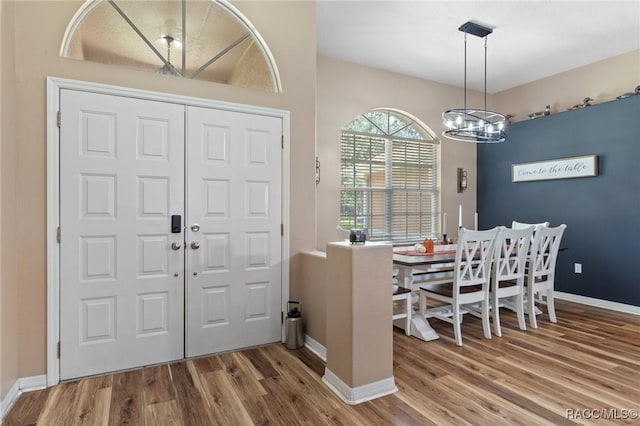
[511,155,598,183]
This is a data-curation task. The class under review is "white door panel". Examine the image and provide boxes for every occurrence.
[59,90,283,379]
[186,106,282,357]
[59,90,185,380]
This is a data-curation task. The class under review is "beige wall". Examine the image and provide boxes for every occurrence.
[324,243,393,387]
[4,0,316,381]
[1,0,20,403]
[300,251,327,346]
[316,55,483,250]
[494,50,640,121]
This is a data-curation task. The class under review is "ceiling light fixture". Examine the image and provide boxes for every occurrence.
[442,21,507,144]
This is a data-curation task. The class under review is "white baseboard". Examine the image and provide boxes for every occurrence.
[0,375,47,422]
[19,375,48,392]
[322,368,397,405]
[304,334,327,362]
[555,292,640,315]
[1,379,21,421]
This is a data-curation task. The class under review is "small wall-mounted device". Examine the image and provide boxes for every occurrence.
[171,215,182,233]
[457,168,468,193]
[349,229,367,244]
[315,156,321,185]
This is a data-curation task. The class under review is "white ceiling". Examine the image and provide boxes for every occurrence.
[316,1,640,93]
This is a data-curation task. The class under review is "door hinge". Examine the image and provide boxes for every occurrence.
[281,224,284,236]
[281,135,284,149]
[57,111,61,128]
[57,341,60,358]
[281,311,284,324]
[56,226,61,243]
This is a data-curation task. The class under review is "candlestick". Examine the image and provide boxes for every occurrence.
[474,212,478,231]
[442,212,447,234]
[458,204,462,228]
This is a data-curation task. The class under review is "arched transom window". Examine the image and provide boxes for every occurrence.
[340,109,440,243]
[60,0,281,92]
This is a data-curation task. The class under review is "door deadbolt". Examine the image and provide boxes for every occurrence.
[191,224,200,232]
[191,241,200,249]
[171,242,183,250]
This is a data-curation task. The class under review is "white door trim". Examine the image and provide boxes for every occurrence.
[46,76,291,386]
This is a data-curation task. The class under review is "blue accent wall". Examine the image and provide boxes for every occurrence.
[477,96,640,306]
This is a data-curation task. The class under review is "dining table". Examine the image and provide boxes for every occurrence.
[393,248,458,341]
[393,243,568,341]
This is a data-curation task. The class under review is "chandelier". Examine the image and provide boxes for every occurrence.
[156,35,181,77]
[442,21,507,144]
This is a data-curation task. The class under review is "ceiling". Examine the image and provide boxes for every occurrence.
[316,1,640,93]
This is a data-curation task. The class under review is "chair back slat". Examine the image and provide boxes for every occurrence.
[455,227,500,288]
[493,226,534,282]
[512,220,549,255]
[530,225,566,279]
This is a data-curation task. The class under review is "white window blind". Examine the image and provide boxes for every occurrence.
[340,131,438,243]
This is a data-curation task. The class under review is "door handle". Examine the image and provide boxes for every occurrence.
[171,242,183,250]
[191,241,200,250]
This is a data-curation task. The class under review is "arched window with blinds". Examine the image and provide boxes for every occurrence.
[340,110,439,243]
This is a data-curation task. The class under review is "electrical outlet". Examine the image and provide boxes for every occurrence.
[574,263,582,274]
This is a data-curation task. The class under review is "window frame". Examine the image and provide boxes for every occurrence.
[59,0,282,92]
[340,110,440,244]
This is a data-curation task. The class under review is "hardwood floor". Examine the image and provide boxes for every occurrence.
[4,300,639,425]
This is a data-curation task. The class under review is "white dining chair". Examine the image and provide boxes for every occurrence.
[512,220,549,229]
[490,225,534,336]
[418,227,499,346]
[392,285,412,335]
[525,224,567,328]
[511,220,549,252]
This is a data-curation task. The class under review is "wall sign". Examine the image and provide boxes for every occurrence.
[511,155,598,182]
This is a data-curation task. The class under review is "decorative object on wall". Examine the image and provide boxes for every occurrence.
[442,21,508,144]
[511,155,598,183]
[315,156,321,185]
[616,85,640,99]
[568,97,593,110]
[457,167,468,193]
[528,105,551,119]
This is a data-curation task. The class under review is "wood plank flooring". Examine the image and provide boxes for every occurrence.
[4,300,639,425]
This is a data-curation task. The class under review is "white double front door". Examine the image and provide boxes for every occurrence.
[59,90,282,380]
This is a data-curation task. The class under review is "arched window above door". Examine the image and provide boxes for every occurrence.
[60,0,282,93]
